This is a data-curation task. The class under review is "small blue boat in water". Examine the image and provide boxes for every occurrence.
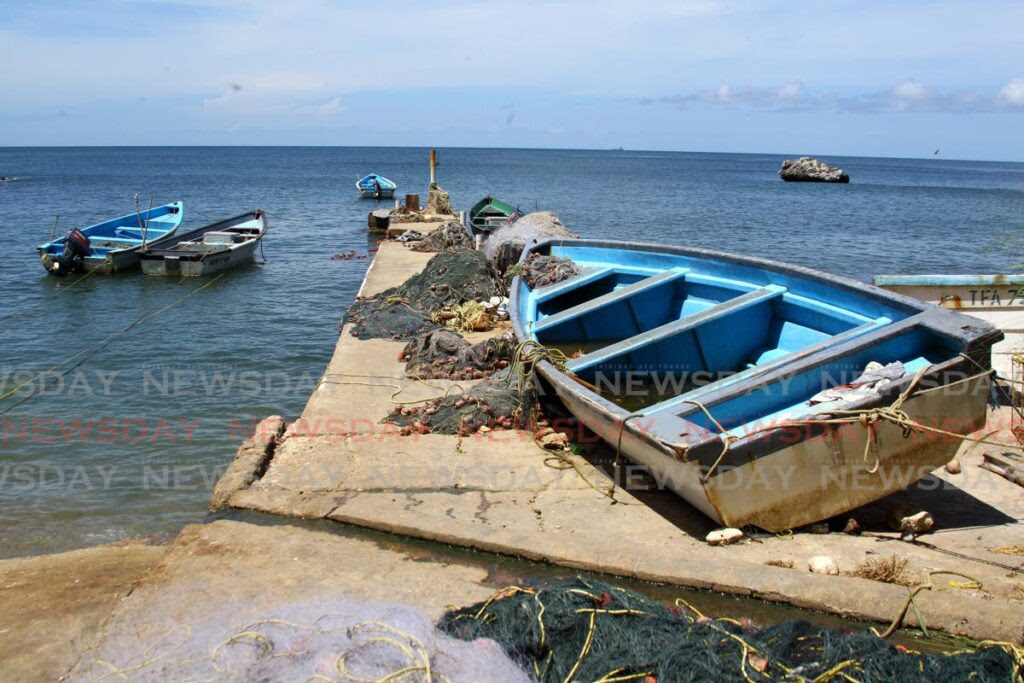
[511,239,1000,531]
[38,201,184,276]
[356,174,397,199]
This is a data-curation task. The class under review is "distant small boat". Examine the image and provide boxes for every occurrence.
[139,210,267,277]
[38,201,183,276]
[511,239,1000,531]
[874,273,1024,382]
[467,196,518,234]
[356,174,397,199]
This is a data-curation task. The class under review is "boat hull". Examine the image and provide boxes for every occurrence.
[141,239,261,277]
[38,244,150,274]
[512,239,1001,531]
[543,363,988,530]
[358,188,395,200]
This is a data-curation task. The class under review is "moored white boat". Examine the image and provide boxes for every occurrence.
[139,210,267,277]
[511,239,1001,531]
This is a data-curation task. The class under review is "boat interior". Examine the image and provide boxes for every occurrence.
[521,243,964,435]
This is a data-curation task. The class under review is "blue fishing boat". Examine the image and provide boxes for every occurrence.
[356,174,397,199]
[37,201,184,276]
[510,239,1000,531]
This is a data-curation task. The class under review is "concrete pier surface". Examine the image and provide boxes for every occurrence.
[212,222,1024,643]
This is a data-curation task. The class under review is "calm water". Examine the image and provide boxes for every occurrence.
[1,147,1023,557]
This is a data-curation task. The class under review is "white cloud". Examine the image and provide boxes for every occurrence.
[998,77,1024,106]
[649,79,1024,114]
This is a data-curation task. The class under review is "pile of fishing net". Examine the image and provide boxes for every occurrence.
[401,329,515,380]
[484,211,576,273]
[384,367,540,436]
[72,600,529,682]
[411,218,473,252]
[438,578,1022,683]
[514,253,582,288]
[345,250,504,340]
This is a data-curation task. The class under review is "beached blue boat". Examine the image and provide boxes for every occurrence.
[511,239,1000,531]
[356,174,397,199]
[37,201,184,276]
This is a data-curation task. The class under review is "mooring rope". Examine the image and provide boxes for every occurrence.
[0,275,225,415]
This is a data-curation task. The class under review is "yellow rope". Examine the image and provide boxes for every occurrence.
[0,263,103,323]
[683,366,1019,482]
[0,274,225,412]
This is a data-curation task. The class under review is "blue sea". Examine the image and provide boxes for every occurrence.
[1,147,1022,557]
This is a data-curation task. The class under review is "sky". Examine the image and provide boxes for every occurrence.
[1,0,1022,160]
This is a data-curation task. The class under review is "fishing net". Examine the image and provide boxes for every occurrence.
[513,253,582,288]
[402,329,515,380]
[344,250,504,340]
[412,219,473,252]
[72,599,530,682]
[389,206,428,224]
[438,578,1022,683]
[384,367,540,436]
[345,299,439,340]
[484,211,576,273]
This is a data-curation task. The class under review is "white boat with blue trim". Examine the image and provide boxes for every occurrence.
[874,273,1024,384]
[511,239,1000,531]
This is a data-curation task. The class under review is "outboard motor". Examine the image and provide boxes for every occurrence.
[50,228,90,277]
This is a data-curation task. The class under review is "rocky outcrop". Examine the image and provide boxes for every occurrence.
[779,157,849,183]
[483,211,577,273]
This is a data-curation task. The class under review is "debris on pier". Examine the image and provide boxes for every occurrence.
[411,218,472,252]
[401,329,514,380]
[345,249,504,340]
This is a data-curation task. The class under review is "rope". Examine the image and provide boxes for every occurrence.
[0,263,103,323]
[0,275,224,415]
[317,373,465,405]
[680,365,1023,482]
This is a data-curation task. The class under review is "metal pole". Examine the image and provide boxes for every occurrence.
[48,215,60,242]
[429,149,437,186]
[142,196,153,248]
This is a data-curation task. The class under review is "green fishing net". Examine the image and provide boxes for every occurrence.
[438,578,1021,683]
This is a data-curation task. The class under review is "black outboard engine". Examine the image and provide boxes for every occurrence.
[50,228,90,277]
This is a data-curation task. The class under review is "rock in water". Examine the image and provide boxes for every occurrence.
[484,211,577,273]
[779,157,850,183]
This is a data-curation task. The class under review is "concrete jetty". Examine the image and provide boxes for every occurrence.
[211,218,1024,643]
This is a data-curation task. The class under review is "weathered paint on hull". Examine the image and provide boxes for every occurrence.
[874,281,1024,382]
[545,366,989,531]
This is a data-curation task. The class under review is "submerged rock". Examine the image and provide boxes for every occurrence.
[779,156,850,183]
